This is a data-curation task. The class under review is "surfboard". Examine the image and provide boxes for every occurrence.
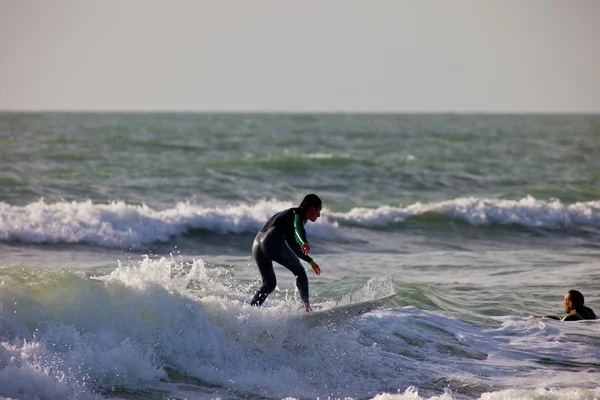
[300,292,398,327]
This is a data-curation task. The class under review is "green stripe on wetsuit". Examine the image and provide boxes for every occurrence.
[294,213,314,264]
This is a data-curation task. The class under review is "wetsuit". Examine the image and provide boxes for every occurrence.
[561,306,597,321]
[250,207,314,306]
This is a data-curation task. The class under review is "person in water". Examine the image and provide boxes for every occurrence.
[542,290,597,321]
[250,194,322,312]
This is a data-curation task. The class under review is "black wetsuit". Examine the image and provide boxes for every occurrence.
[250,207,314,306]
[562,306,597,321]
[546,306,598,321]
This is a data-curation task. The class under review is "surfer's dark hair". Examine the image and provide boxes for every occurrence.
[299,194,322,210]
[568,290,585,309]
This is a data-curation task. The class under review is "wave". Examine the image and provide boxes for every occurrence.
[1,196,598,249]
[330,195,600,231]
[2,259,599,400]
[0,198,338,248]
[374,388,600,400]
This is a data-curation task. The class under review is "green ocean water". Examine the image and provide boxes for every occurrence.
[1,112,600,400]
[2,113,599,208]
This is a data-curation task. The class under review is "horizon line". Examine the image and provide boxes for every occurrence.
[1,109,599,116]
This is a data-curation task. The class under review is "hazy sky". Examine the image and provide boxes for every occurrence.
[1,0,599,112]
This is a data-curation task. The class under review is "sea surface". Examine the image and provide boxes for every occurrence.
[1,112,599,400]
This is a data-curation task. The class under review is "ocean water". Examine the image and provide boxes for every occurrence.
[0,112,599,400]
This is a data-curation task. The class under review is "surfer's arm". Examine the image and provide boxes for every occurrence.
[293,213,310,251]
[310,261,321,276]
[290,212,314,262]
[294,214,321,275]
[284,231,314,264]
[539,315,560,320]
[285,209,320,273]
[286,238,319,274]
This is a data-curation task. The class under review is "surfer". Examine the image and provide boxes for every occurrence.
[541,290,597,321]
[250,194,322,312]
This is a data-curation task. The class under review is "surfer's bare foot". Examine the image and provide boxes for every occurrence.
[304,302,312,312]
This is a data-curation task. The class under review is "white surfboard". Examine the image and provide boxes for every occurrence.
[300,292,398,327]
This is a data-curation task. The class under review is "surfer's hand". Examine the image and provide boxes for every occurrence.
[304,302,312,312]
[301,243,310,255]
[310,262,321,276]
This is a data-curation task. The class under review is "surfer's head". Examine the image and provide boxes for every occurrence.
[564,290,585,313]
[300,193,322,222]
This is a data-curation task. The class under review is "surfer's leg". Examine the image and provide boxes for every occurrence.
[274,245,309,304]
[250,240,277,306]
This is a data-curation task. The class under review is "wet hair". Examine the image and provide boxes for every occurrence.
[299,193,322,211]
[567,290,585,309]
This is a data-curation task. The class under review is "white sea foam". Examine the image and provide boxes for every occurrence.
[302,152,340,159]
[1,196,597,249]
[0,198,338,248]
[331,196,600,229]
[372,387,600,400]
[1,256,599,400]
